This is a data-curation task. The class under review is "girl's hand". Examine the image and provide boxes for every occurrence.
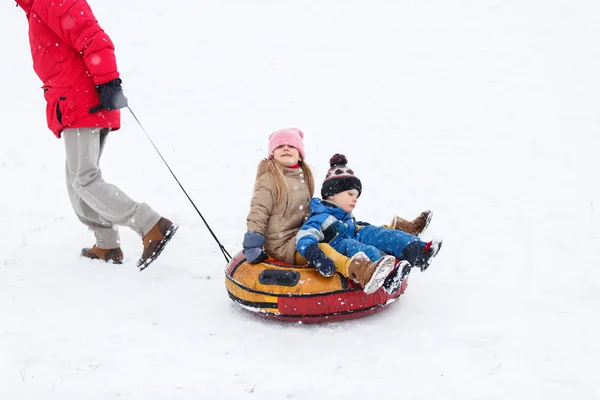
[243,231,268,264]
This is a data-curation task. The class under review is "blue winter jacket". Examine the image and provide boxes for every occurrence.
[296,198,358,257]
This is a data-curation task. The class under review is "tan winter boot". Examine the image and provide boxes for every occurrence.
[347,252,396,294]
[138,217,179,270]
[81,245,124,264]
[390,210,432,237]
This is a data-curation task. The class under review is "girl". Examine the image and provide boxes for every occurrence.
[243,128,314,265]
[242,128,432,292]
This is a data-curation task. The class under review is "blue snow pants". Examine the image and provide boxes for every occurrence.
[333,225,423,263]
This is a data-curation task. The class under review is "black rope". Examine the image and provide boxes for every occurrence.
[128,107,232,263]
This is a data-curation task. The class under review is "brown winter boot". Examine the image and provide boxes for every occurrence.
[138,217,179,270]
[390,210,432,237]
[347,252,396,294]
[81,245,124,264]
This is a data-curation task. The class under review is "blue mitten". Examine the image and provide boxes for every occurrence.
[304,244,336,277]
[242,231,268,264]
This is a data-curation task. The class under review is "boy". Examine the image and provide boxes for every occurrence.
[296,154,442,294]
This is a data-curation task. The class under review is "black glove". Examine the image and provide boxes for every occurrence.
[89,78,128,113]
[242,231,268,264]
[304,244,336,277]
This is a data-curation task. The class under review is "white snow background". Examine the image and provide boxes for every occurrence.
[1,0,599,399]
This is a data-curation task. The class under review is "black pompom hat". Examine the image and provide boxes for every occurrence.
[321,154,362,199]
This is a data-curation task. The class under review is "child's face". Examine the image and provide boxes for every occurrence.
[272,145,300,166]
[328,189,360,213]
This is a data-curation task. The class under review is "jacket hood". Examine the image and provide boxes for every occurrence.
[309,198,352,220]
[15,0,33,13]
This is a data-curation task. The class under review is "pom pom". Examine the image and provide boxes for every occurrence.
[329,154,347,167]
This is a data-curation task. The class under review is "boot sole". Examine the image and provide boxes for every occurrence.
[138,223,179,271]
[421,240,443,271]
[363,256,396,295]
[383,260,411,295]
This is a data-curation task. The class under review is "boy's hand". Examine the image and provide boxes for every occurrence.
[313,256,336,277]
[304,244,336,277]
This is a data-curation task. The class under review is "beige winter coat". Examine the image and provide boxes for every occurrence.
[246,168,311,264]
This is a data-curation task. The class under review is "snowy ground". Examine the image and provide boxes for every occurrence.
[1,0,600,398]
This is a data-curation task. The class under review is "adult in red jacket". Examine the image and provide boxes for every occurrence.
[16,0,178,270]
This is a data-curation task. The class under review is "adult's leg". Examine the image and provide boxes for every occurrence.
[63,127,161,238]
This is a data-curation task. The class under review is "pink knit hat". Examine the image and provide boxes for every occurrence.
[268,128,306,160]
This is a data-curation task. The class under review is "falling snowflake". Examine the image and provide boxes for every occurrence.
[90,55,102,66]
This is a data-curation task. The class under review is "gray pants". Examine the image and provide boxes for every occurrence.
[64,127,161,249]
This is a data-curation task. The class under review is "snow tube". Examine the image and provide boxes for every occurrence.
[225,251,408,323]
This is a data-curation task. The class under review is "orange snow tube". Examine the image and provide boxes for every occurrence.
[225,251,408,323]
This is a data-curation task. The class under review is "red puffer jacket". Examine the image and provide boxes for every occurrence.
[16,0,121,138]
